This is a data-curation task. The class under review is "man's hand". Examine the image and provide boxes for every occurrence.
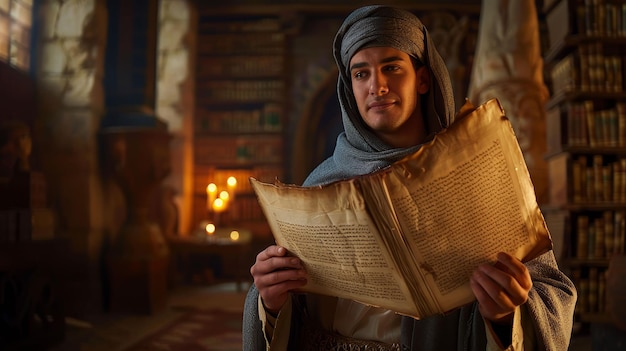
[250,245,308,314]
[470,252,532,324]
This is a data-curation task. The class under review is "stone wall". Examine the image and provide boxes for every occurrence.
[34,0,109,313]
[31,0,197,313]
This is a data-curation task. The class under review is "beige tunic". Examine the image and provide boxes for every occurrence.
[258,295,529,350]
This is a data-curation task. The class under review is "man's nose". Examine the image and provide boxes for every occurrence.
[369,74,389,95]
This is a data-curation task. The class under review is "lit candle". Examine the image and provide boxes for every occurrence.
[227,176,238,217]
[219,190,230,210]
[227,176,237,200]
[205,223,216,236]
[212,197,225,212]
[207,183,217,210]
[230,230,240,241]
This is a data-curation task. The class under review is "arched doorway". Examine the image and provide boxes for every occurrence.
[291,69,342,185]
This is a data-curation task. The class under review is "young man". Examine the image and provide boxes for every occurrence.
[244,5,576,350]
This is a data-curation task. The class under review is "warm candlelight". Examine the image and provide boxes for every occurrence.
[230,230,240,241]
[219,190,230,210]
[212,197,225,212]
[219,190,229,202]
[205,223,216,235]
[227,176,237,199]
[207,183,217,210]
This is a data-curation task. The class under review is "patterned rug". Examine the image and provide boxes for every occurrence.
[125,307,243,351]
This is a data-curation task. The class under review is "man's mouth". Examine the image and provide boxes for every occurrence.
[368,101,395,110]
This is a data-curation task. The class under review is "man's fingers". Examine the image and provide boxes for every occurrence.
[256,245,287,261]
[471,270,519,323]
[472,268,516,309]
[260,278,308,312]
[471,253,532,316]
[477,263,528,306]
[251,255,303,276]
[256,267,307,288]
[471,277,506,314]
[495,252,532,290]
[256,267,307,312]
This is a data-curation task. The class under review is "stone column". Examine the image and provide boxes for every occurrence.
[156,0,195,236]
[100,0,170,314]
[467,0,549,204]
[34,0,109,314]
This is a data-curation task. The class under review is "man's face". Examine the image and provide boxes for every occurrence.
[349,46,430,148]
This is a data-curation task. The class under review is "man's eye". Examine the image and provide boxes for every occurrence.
[353,71,367,79]
[384,65,400,72]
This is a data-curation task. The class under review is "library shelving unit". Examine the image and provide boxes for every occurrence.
[193,12,290,240]
[542,0,626,330]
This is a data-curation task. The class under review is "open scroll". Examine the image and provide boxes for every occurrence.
[250,98,552,319]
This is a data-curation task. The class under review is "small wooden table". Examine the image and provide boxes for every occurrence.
[166,228,253,291]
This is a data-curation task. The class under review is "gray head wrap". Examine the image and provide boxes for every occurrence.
[303,5,455,186]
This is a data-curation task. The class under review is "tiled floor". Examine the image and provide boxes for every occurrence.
[51,282,249,351]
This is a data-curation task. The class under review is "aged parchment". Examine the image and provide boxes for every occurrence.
[251,98,552,319]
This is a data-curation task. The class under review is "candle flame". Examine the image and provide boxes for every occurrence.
[219,191,229,201]
[213,198,225,211]
[205,223,216,235]
[230,230,240,241]
[207,183,217,193]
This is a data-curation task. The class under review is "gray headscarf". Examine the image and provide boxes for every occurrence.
[304,5,455,186]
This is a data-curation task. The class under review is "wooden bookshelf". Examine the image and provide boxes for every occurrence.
[542,0,626,330]
[192,12,290,239]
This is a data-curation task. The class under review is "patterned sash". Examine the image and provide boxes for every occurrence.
[299,322,400,351]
